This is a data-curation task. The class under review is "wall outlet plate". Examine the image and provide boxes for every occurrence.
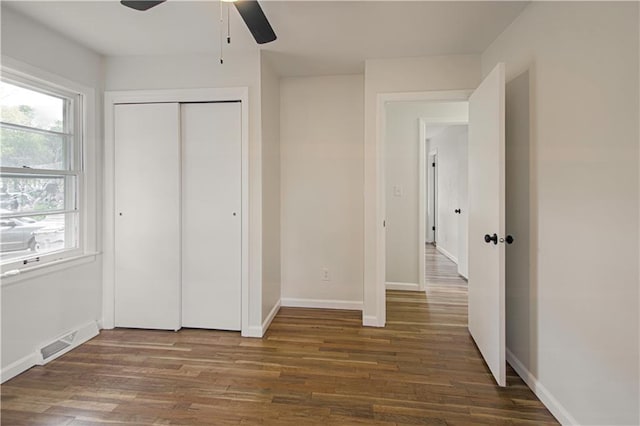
[322,267,330,281]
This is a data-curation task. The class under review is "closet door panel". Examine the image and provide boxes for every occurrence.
[181,102,242,330]
[114,103,181,330]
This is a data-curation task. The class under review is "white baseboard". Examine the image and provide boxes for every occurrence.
[262,299,281,334]
[242,326,263,338]
[385,281,421,291]
[2,321,99,384]
[1,353,39,383]
[240,299,282,338]
[506,348,576,425]
[280,297,363,311]
[436,245,458,264]
[363,315,384,327]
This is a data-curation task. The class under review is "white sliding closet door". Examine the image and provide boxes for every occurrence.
[181,102,242,330]
[114,103,181,330]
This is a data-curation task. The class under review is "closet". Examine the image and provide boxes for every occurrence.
[114,101,242,331]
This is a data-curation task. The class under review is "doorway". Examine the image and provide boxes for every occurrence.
[382,99,469,294]
[374,63,507,386]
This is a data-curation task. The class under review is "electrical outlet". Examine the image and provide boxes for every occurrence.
[322,267,330,281]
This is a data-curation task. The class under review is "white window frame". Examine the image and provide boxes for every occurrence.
[0,57,98,280]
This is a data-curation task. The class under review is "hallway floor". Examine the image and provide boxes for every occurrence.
[425,244,465,286]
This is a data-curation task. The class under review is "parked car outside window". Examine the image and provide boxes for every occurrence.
[0,217,43,252]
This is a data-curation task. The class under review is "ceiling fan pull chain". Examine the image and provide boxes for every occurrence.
[219,0,224,64]
[227,3,231,44]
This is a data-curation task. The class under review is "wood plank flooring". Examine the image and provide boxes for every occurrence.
[425,244,464,285]
[1,248,557,425]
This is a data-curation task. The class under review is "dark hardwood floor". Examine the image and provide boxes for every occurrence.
[1,247,557,425]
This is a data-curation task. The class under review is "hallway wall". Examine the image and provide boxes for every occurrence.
[427,125,468,266]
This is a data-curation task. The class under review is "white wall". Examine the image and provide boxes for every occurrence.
[427,125,468,264]
[1,6,105,91]
[280,75,364,308]
[1,6,104,375]
[483,2,639,424]
[363,55,481,325]
[504,68,533,406]
[384,102,467,284]
[260,52,281,324]
[104,51,265,330]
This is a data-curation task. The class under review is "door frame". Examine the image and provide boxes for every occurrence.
[419,118,469,292]
[422,145,437,292]
[425,149,437,243]
[103,87,250,336]
[372,90,472,327]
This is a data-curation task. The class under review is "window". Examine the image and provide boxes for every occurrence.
[0,75,83,270]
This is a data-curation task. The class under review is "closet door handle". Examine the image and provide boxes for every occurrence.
[454,209,461,214]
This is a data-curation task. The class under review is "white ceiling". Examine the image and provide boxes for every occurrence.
[4,1,528,76]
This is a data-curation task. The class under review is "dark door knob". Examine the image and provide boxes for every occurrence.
[454,209,461,214]
[505,235,514,244]
[484,233,498,245]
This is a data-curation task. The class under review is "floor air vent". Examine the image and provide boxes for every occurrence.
[36,321,99,365]
[40,331,77,360]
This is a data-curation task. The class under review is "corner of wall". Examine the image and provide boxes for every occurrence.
[506,349,575,425]
[259,49,282,325]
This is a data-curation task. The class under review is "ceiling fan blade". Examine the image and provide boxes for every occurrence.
[121,0,166,11]
[234,0,277,44]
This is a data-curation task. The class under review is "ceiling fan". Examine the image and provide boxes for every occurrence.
[120,0,277,45]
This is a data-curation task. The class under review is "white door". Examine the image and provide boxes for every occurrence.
[467,63,506,386]
[181,102,242,330]
[114,103,181,330]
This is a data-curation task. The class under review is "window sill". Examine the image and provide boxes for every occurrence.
[0,252,100,288]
